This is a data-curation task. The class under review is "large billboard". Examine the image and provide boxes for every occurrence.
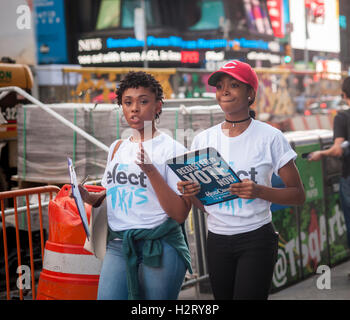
[243,0,274,36]
[34,0,68,64]
[289,0,340,53]
[77,35,282,68]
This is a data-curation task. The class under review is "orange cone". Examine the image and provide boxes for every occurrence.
[37,184,105,300]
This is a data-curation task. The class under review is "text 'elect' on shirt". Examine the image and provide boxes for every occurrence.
[101,133,187,231]
[191,119,297,235]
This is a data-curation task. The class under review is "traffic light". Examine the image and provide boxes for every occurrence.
[284,44,292,64]
[284,55,292,64]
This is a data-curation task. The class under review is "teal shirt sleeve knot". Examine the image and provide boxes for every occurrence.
[142,239,163,267]
[108,218,192,300]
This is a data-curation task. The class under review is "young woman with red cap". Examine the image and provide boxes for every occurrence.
[178,60,305,300]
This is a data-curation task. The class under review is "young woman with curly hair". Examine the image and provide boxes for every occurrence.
[80,71,192,300]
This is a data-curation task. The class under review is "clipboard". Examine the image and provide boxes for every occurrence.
[68,157,90,240]
[166,147,241,206]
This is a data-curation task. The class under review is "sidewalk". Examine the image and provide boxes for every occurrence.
[178,259,350,300]
[269,259,350,300]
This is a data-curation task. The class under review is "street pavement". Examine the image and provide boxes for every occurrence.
[179,258,350,300]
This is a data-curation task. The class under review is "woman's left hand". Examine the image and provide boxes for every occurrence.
[228,179,260,199]
[135,142,156,174]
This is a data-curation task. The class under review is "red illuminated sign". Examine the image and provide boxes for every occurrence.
[181,51,199,64]
[266,0,284,38]
[305,0,325,24]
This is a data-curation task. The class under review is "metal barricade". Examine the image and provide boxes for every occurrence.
[0,186,60,300]
[1,185,210,299]
[181,207,210,298]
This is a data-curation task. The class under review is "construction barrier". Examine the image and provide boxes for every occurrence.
[0,186,60,300]
[287,114,334,131]
[36,184,104,300]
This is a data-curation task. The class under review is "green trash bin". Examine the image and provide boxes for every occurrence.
[292,131,330,279]
[318,130,350,266]
[271,130,330,290]
[270,131,311,291]
[270,173,301,291]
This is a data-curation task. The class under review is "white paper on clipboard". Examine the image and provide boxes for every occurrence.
[67,157,90,240]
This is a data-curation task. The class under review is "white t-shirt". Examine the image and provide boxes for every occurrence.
[101,132,187,231]
[191,119,297,235]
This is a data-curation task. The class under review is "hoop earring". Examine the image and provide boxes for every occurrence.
[155,114,160,124]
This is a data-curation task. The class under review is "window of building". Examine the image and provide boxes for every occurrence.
[96,0,121,30]
[96,0,160,30]
[188,0,225,30]
[121,0,159,28]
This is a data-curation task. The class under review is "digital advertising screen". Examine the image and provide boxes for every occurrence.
[289,0,340,53]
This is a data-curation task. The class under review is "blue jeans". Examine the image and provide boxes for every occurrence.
[340,176,350,248]
[97,239,186,300]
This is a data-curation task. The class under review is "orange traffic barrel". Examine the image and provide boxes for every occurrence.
[36,184,104,300]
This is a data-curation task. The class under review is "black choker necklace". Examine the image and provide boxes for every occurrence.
[225,116,251,127]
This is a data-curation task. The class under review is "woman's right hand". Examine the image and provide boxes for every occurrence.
[69,184,91,202]
[78,184,91,203]
[177,180,201,197]
[71,185,106,207]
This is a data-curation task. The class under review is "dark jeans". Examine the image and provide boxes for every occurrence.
[207,222,279,300]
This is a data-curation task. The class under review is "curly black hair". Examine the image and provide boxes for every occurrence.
[116,71,164,118]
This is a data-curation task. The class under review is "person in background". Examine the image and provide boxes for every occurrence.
[308,76,350,259]
[178,60,305,300]
[79,71,192,300]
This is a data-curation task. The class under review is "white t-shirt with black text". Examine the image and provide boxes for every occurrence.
[101,132,187,231]
[191,119,297,235]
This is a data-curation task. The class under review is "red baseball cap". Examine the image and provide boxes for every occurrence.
[207,60,258,93]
